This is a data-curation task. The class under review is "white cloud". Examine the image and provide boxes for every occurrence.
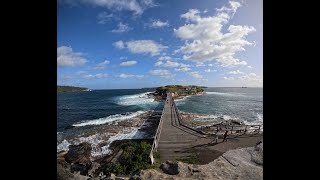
[155,60,190,69]
[84,73,108,80]
[113,41,125,49]
[155,61,178,68]
[97,12,113,24]
[158,56,172,61]
[60,75,73,81]
[60,0,156,15]
[115,40,167,56]
[149,20,169,28]
[216,0,241,16]
[208,64,213,67]
[119,73,144,79]
[76,71,88,75]
[93,60,110,69]
[247,65,253,69]
[149,69,175,78]
[190,71,203,79]
[205,69,217,72]
[238,73,262,86]
[229,70,244,74]
[111,22,131,33]
[174,67,191,72]
[222,72,262,86]
[57,46,87,67]
[196,62,205,67]
[120,60,137,66]
[223,76,234,80]
[174,1,255,67]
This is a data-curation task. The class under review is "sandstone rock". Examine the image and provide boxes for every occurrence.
[71,163,91,175]
[129,175,141,180]
[57,163,74,180]
[140,141,263,180]
[65,142,92,164]
[88,162,101,177]
[115,177,126,180]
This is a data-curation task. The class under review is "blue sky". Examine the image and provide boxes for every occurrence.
[58,0,262,89]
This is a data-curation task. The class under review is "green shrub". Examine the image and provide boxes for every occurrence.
[102,141,153,176]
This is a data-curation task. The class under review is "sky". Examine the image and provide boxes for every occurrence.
[57,0,263,89]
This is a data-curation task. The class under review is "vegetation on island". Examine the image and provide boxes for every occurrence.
[102,141,160,176]
[57,85,89,92]
[153,85,206,99]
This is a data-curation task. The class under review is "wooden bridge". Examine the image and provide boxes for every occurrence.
[149,93,262,164]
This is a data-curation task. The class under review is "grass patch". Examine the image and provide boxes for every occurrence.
[176,153,200,164]
[150,151,161,168]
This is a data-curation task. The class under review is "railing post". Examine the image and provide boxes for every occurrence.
[231,126,233,134]
[244,125,247,134]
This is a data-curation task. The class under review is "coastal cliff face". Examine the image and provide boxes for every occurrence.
[150,85,205,100]
[139,141,263,180]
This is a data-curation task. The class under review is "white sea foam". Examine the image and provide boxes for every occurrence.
[57,127,148,157]
[243,113,263,132]
[57,139,71,152]
[193,114,239,121]
[116,92,156,106]
[205,91,247,97]
[72,111,147,127]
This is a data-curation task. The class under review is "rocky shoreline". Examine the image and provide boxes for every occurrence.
[58,139,263,180]
[57,98,262,179]
[57,111,161,179]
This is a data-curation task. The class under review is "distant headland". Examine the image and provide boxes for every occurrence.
[148,85,206,100]
[57,85,90,93]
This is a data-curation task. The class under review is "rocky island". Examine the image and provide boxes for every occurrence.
[148,85,206,101]
[57,85,91,93]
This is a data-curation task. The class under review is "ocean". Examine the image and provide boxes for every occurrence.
[57,87,262,157]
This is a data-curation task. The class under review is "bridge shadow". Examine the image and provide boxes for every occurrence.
[169,103,208,138]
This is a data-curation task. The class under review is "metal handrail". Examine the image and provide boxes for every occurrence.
[149,94,168,164]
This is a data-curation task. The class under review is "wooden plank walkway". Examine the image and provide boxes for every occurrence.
[157,93,210,163]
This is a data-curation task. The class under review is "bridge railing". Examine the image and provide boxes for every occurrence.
[171,97,205,134]
[211,124,263,135]
[172,96,263,136]
[149,93,168,165]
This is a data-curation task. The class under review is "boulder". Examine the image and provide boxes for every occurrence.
[160,160,180,175]
[65,142,92,164]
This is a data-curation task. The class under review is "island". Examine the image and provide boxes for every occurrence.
[148,85,206,100]
[57,85,90,93]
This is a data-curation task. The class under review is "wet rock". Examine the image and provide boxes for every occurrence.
[160,160,180,175]
[65,142,92,164]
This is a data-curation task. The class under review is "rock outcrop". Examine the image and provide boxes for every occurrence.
[65,142,92,176]
[65,142,92,164]
[140,141,263,180]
